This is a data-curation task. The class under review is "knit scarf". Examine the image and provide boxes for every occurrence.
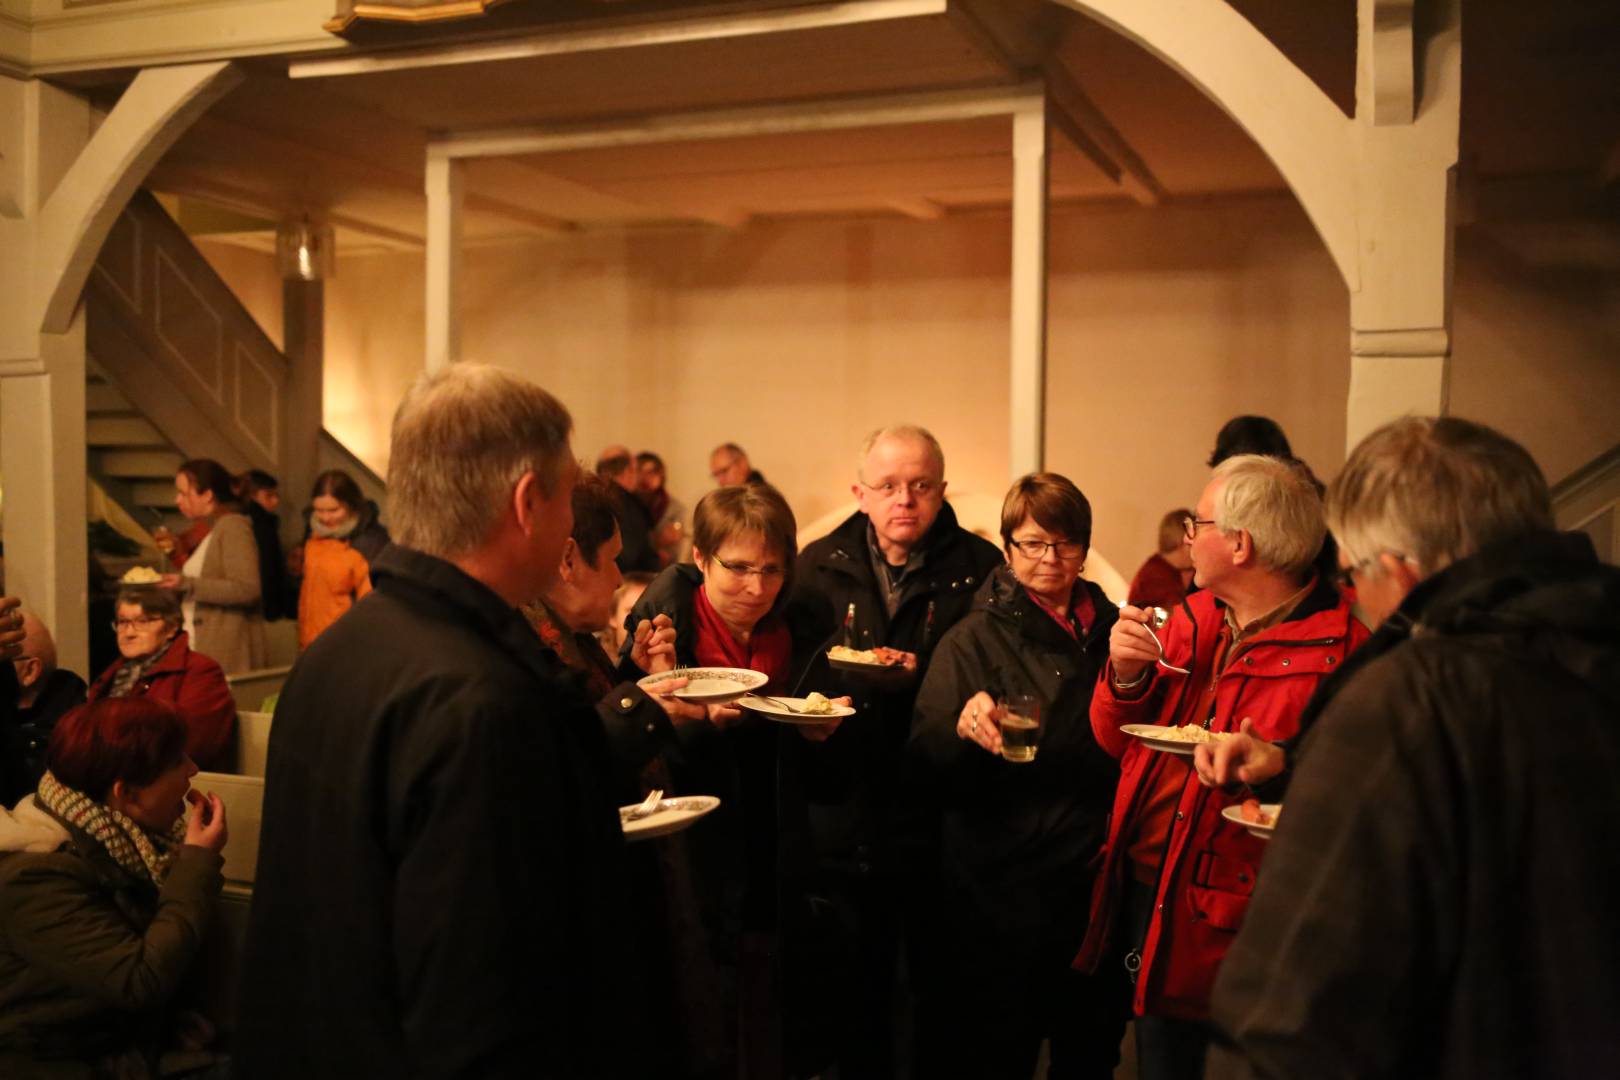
[35,771,186,886]
[311,515,359,540]
[108,632,177,699]
[692,585,792,693]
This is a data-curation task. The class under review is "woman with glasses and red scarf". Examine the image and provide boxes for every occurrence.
[621,482,849,1077]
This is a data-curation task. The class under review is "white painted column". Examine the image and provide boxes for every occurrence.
[424,152,464,372]
[0,319,90,678]
[1009,98,1049,479]
[1344,0,1461,450]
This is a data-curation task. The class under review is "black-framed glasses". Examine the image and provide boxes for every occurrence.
[111,616,165,631]
[709,458,741,481]
[1008,538,1085,561]
[713,556,785,582]
[858,478,938,501]
[1181,516,1218,540]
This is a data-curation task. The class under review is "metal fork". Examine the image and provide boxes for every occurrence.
[752,693,808,714]
[1142,607,1192,675]
[622,788,665,822]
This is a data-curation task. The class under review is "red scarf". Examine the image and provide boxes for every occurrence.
[1026,583,1097,639]
[692,585,792,692]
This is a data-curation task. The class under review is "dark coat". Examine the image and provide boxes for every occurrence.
[86,633,236,773]
[1,669,86,807]
[245,501,290,622]
[790,503,1003,873]
[235,545,640,1079]
[609,486,660,574]
[909,566,1120,969]
[1208,531,1620,1080]
[0,822,222,1078]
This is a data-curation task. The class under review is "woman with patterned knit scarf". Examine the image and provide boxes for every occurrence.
[86,587,237,772]
[0,697,228,1078]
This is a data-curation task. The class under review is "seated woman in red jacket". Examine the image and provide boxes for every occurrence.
[85,587,238,772]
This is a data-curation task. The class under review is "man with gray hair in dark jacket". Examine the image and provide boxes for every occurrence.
[1205,416,1620,1079]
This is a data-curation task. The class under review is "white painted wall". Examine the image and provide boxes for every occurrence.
[197,193,1620,577]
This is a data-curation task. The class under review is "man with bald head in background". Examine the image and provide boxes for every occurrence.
[1,609,85,806]
[790,424,1001,1077]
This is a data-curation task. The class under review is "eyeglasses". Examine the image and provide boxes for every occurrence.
[859,478,939,501]
[111,616,165,631]
[713,556,785,582]
[1181,516,1218,540]
[710,457,741,481]
[1008,538,1085,561]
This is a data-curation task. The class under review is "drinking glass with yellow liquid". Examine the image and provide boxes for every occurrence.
[998,692,1042,763]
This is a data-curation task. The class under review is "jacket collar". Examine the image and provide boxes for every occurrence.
[824,500,975,577]
[370,545,566,687]
[980,563,1119,650]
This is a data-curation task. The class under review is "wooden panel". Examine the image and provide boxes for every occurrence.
[154,249,226,400]
[310,14,1010,130]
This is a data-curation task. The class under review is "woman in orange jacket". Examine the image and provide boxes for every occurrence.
[297,470,386,649]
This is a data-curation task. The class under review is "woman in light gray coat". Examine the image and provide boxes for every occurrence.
[158,458,267,674]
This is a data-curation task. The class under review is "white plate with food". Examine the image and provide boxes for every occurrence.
[1119,723,1235,757]
[1220,802,1282,840]
[636,667,767,704]
[826,645,905,673]
[738,692,855,724]
[620,795,721,841]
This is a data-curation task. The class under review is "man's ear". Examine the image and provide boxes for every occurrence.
[1381,552,1424,596]
[512,471,542,537]
[16,656,40,688]
[1230,528,1254,568]
[557,538,581,582]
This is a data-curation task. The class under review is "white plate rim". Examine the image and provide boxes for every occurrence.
[619,795,722,840]
[737,694,856,722]
[1219,802,1281,838]
[1119,723,1206,756]
[636,667,768,702]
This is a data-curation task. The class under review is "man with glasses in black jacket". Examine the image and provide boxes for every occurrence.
[789,424,1000,1078]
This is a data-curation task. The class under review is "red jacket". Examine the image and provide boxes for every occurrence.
[1073,579,1368,1021]
[86,632,238,771]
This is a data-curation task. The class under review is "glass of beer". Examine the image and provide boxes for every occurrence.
[998,692,1042,763]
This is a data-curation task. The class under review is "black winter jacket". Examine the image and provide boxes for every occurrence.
[909,566,1120,966]
[236,546,638,1079]
[1209,531,1620,1080]
[790,504,1002,871]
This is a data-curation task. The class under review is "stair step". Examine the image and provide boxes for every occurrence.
[88,416,168,448]
[94,449,183,478]
[131,481,179,508]
[86,383,133,414]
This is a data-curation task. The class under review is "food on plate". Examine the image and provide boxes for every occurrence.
[121,566,163,585]
[1150,723,1234,746]
[1240,799,1281,827]
[800,692,835,715]
[828,645,892,665]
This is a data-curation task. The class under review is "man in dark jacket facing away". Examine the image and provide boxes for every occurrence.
[789,424,1001,1077]
[1205,416,1620,1080]
[237,364,650,1078]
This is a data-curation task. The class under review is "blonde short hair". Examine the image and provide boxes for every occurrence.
[1328,416,1551,575]
[1158,509,1193,555]
[387,364,573,558]
[1211,454,1325,579]
[857,425,945,481]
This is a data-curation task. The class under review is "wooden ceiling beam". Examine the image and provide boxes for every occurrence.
[290,0,947,79]
[888,196,947,220]
[1043,59,1166,207]
[143,169,427,249]
[434,80,1045,160]
[187,115,574,233]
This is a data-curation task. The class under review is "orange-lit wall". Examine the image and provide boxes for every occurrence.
[197,194,1620,572]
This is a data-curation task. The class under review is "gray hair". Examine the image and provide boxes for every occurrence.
[387,364,574,558]
[1328,416,1551,575]
[1211,454,1325,579]
[857,424,945,480]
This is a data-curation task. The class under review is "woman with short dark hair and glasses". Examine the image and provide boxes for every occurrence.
[84,587,237,771]
[620,482,848,1076]
[907,472,1127,1079]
